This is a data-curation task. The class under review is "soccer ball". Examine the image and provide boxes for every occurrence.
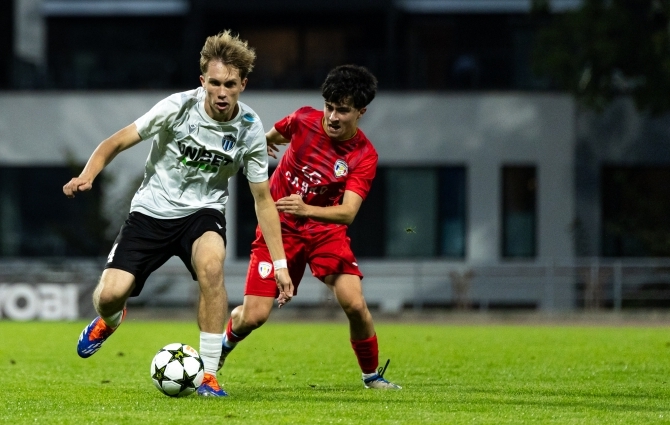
[150,343,205,397]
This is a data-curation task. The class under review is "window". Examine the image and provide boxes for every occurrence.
[318,166,466,258]
[502,165,537,258]
[347,168,386,257]
[439,167,467,257]
[601,166,670,257]
[0,166,108,257]
[384,168,438,257]
[383,167,467,258]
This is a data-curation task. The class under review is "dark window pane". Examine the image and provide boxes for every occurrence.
[439,167,467,257]
[348,168,385,258]
[601,166,670,257]
[385,168,437,257]
[234,167,277,259]
[0,166,107,257]
[502,165,537,258]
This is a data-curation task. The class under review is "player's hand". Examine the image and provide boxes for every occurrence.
[267,141,280,159]
[274,268,294,308]
[266,134,289,159]
[63,177,93,198]
[275,194,310,217]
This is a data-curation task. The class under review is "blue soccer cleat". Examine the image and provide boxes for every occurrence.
[363,359,402,390]
[197,373,228,397]
[76,308,127,358]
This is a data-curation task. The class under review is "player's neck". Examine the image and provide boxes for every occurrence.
[340,129,358,141]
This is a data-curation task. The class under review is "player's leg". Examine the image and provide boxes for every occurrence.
[77,268,134,358]
[191,230,227,335]
[218,227,306,371]
[325,273,401,389]
[79,210,191,359]
[230,294,274,332]
[218,295,274,369]
[190,230,228,397]
[310,225,401,389]
[325,273,376,365]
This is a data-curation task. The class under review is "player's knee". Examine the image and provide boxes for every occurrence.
[342,298,369,318]
[230,305,243,321]
[94,287,126,314]
[196,261,223,285]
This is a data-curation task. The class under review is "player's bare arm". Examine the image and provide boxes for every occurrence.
[248,179,294,306]
[265,126,290,159]
[63,124,142,198]
[276,190,364,225]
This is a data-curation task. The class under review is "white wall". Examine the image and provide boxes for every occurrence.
[0,91,576,309]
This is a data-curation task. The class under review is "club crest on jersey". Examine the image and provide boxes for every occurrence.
[334,159,348,178]
[188,123,197,134]
[222,134,237,152]
[258,261,272,278]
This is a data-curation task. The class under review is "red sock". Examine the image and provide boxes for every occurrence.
[350,334,379,374]
[226,318,249,343]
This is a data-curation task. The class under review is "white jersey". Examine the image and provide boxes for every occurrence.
[130,87,268,219]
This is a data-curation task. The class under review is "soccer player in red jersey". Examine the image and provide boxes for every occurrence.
[220,64,401,389]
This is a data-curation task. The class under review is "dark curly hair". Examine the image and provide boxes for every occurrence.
[321,65,378,110]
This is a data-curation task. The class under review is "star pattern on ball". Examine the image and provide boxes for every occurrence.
[167,346,191,366]
[152,363,168,387]
[172,368,199,393]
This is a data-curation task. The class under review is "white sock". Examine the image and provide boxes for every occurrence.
[362,372,377,379]
[199,332,223,375]
[101,310,123,328]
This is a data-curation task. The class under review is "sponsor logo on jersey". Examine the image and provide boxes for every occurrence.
[334,159,348,177]
[222,134,237,152]
[242,113,256,122]
[258,261,272,278]
[285,168,329,197]
[177,141,232,173]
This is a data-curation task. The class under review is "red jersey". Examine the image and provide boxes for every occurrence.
[271,106,378,231]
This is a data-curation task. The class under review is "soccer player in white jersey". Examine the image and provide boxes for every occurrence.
[63,30,294,397]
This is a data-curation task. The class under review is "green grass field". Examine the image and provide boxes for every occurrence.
[1,317,669,424]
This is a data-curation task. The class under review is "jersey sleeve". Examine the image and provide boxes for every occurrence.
[346,149,378,200]
[274,106,312,140]
[134,94,182,140]
[273,112,294,140]
[243,123,270,183]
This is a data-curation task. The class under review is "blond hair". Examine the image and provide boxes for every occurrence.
[199,30,256,79]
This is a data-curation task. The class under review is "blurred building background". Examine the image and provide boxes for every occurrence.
[1,0,669,320]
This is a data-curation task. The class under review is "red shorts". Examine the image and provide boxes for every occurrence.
[244,224,363,298]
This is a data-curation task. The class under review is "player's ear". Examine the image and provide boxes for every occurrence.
[240,78,248,92]
[358,107,367,118]
[199,74,206,87]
